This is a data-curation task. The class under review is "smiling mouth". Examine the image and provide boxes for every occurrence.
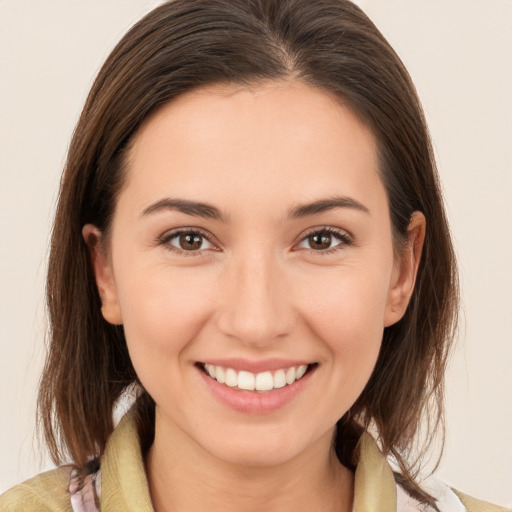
[198,363,317,392]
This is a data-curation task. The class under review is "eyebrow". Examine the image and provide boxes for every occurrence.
[288,196,369,219]
[141,198,229,222]
[140,195,369,221]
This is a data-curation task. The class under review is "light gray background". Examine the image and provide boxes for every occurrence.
[1,0,511,506]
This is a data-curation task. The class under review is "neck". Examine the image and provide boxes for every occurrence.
[146,410,353,512]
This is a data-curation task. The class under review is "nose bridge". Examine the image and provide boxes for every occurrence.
[217,244,294,346]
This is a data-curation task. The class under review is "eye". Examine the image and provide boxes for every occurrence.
[297,227,351,254]
[159,229,215,255]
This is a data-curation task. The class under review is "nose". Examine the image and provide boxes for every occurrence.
[216,250,295,348]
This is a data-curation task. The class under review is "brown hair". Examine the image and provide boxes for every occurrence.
[39,0,458,503]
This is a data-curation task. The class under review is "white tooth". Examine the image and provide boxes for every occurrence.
[216,366,226,384]
[205,364,216,378]
[296,365,307,379]
[225,368,238,387]
[238,371,255,391]
[273,369,286,389]
[255,371,274,391]
[285,367,296,385]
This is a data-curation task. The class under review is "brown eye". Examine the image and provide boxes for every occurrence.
[162,230,214,254]
[308,233,333,250]
[179,233,203,251]
[297,228,351,253]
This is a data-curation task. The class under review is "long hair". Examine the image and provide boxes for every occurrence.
[39,0,458,503]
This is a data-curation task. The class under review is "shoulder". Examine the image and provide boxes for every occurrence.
[422,476,510,512]
[452,489,511,512]
[397,476,511,512]
[356,433,509,512]
[0,466,73,512]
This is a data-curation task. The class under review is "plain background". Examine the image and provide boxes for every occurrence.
[0,0,511,506]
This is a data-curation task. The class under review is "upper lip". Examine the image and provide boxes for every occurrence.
[198,358,314,373]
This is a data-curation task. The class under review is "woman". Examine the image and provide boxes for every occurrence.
[0,0,508,511]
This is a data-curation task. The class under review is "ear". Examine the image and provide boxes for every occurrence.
[82,224,123,325]
[384,211,426,327]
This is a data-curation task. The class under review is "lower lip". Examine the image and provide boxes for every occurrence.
[196,365,316,414]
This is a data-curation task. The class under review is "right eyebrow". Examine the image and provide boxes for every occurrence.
[140,198,229,222]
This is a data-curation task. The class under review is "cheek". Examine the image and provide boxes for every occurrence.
[114,262,217,367]
[299,264,391,339]
[297,266,390,390]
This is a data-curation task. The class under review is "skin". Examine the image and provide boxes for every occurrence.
[84,80,425,512]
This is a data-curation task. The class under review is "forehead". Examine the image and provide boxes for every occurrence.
[120,80,383,219]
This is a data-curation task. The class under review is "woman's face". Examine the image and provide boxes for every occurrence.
[87,80,422,467]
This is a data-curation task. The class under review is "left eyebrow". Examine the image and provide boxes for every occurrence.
[287,196,370,219]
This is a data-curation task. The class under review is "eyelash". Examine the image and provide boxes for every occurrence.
[158,226,353,257]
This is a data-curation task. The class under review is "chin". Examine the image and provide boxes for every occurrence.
[196,422,332,469]
[208,439,301,468]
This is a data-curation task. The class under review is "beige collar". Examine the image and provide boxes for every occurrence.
[353,432,397,512]
[100,409,154,511]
